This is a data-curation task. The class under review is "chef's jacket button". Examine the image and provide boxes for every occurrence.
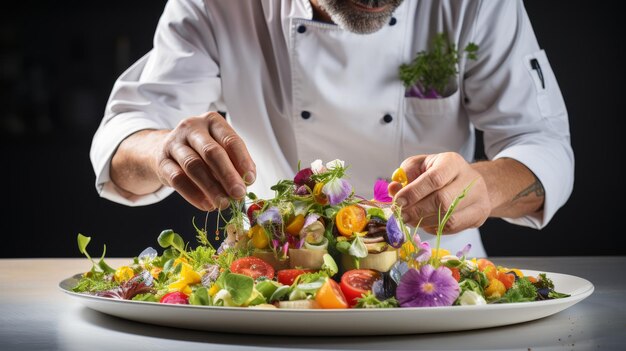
[382,114,393,123]
[389,17,397,26]
[297,25,307,33]
[301,111,311,119]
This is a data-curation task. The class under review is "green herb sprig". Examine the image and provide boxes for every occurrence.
[399,32,478,96]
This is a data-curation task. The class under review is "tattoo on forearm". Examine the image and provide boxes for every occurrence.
[512,178,545,202]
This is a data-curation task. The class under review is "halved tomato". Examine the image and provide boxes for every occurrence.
[340,269,380,307]
[159,291,189,304]
[246,201,265,225]
[230,256,275,280]
[335,205,368,237]
[276,268,316,286]
[315,277,348,309]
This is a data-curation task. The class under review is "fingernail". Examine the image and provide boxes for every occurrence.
[396,197,407,207]
[243,171,256,185]
[216,196,230,209]
[203,200,215,212]
[231,185,246,199]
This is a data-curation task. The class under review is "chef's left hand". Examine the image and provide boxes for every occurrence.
[388,152,491,234]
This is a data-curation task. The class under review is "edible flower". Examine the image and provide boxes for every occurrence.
[168,262,201,295]
[257,206,282,225]
[373,178,392,203]
[396,264,460,307]
[385,214,406,249]
[322,178,352,206]
[310,159,327,174]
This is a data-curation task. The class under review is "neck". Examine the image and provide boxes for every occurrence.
[310,0,334,23]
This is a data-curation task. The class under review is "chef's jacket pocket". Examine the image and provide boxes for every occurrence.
[402,89,467,153]
[405,89,461,116]
[524,50,566,117]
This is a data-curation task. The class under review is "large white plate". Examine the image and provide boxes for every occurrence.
[59,270,593,336]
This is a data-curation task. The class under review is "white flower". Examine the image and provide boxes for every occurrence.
[458,290,487,305]
[326,159,345,170]
[310,159,326,174]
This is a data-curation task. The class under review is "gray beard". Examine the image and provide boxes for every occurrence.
[317,0,404,34]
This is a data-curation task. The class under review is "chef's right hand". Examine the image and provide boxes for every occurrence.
[154,112,256,211]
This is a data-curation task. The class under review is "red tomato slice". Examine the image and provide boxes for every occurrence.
[340,269,380,307]
[246,201,265,225]
[335,205,368,237]
[160,291,189,304]
[276,269,316,286]
[230,256,275,280]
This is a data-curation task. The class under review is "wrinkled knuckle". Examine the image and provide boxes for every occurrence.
[181,155,204,173]
[221,134,243,150]
[167,170,187,189]
[201,142,223,160]
[427,169,447,189]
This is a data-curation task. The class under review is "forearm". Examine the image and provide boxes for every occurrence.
[471,158,544,219]
[110,129,169,196]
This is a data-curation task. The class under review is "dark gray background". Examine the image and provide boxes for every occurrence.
[1,1,622,257]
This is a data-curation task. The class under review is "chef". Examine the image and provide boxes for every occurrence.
[90,0,574,257]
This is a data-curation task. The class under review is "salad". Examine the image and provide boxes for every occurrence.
[72,159,570,309]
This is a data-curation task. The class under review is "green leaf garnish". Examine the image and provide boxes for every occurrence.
[399,32,478,95]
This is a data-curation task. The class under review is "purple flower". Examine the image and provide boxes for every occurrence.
[456,244,472,258]
[385,214,406,249]
[413,241,431,263]
[405,83,442,99]
[322,178,352,205]
[303,213,320,229]
[396,265,460,307]
[257,206,282,225]
[373,179,392,203]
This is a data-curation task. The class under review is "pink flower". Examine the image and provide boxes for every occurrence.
[373,178,392,203]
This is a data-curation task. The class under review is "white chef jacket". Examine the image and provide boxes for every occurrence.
[90,0,574,258]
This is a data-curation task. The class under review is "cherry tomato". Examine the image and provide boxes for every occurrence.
[230,256,275,280]
[246,201,265,225]
[496,270,515,290]
[476,258,496,272]
[315,278,348,309]
[160,291,189,304]
[335,205,368,237]
[285,214,305,236]
[276,268,316,286]
[340,269,380,307]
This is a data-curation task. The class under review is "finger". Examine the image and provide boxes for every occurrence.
[206,113,257,185]
[399,155,429,183]
[395,163,457,208]
[157,157,215,211]
[168,143,231,209]
[187,125,247,200]
[388,181,403,197]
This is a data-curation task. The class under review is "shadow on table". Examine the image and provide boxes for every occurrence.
[55,304,600,351]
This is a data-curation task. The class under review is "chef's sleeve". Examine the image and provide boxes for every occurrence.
[462,0,574,229]
[89,0,222,206]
